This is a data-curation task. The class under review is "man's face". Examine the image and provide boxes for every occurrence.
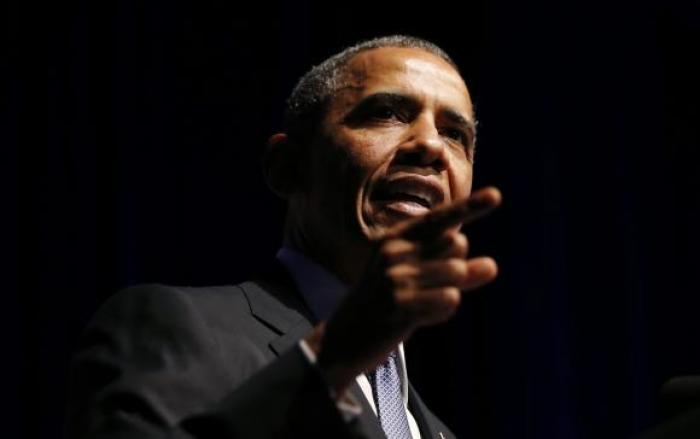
[293,47,476,278]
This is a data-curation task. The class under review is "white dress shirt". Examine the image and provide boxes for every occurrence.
[277,247,422,439]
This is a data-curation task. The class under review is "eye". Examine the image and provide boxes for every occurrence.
[441,127,468,145]
[369,105,402,121]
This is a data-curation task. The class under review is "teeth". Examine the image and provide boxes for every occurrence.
[373,176,444,210]
[387,188,432,207]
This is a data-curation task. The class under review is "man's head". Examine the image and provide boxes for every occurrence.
[265,36,476,283]
[282,36,460,146]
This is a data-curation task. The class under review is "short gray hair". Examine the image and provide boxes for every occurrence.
[283,35,459,144]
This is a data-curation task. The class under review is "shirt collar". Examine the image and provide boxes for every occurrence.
[276,247,349,321]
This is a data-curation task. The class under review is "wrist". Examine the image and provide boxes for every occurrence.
[304,323,356,395]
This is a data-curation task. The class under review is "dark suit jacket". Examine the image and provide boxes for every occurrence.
[66,263,456,439]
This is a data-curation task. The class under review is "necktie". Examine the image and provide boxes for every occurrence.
[368,351,412,439]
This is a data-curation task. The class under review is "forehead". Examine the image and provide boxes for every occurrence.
[337,47,473,117]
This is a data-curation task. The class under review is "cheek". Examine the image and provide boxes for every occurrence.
[309,134,383,217]
[449,161,474,201]
[334,129,395,182]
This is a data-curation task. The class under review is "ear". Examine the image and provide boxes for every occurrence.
[263,133,300,199]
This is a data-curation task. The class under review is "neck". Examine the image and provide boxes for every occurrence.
[283,213,371,285]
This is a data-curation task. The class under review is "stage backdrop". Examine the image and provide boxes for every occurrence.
[10,0,700,438]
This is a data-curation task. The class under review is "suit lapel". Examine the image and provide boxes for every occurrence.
[240,274,316,356]
[269,317,313,355]
[240,261,388,438]
[408,382,454,439]
[241,260,315,328]
[347,382,388,439]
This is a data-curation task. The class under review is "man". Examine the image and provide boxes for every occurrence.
[67,35,502,439]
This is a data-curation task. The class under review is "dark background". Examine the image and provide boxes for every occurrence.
[8,0,700,438]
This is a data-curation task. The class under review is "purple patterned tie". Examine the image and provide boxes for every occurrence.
[368,351,412,439]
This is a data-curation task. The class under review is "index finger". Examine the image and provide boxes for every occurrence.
[391,186,502,240]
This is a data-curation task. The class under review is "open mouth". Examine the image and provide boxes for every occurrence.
[371,175,445,216]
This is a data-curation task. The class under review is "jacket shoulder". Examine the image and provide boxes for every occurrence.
[68,283,277,436]
[91,283,251,330]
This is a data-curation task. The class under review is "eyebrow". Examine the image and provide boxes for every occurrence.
[346,92,419,117]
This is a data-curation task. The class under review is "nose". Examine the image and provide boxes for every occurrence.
[395,115,448,173]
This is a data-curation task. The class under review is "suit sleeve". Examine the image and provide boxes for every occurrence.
[65,284,360,439]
